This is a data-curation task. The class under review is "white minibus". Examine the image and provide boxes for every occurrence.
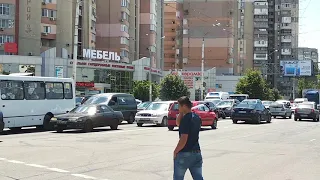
[205,92,229,100]
[0,75,75,132]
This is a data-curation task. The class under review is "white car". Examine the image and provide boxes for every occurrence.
[135,101,174,127]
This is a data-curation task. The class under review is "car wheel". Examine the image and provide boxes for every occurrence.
[222,113,226,119]
[43,114,53,130]
[313,118,317,122]
[289,113,292,119]
[211,118,218,129]
[137,123,143,127]
[266,115,271,123]
[256,115,261,124]
[83,120,93,133]
[161,117,168,127]
[127,114,134,124]
[232,119,238,124]
[168,126,174,131]
[56,127,64,133]
[0,121,4,133]
[317,117,320,122]
[110,122,118,130]
[273,116,276,118]
[294,118,298,121]
[9,127,21,131]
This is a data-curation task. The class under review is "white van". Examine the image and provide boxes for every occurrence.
[205,92,229,100]
[293,98,308,104]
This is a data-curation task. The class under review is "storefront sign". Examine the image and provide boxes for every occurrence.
[4,42,17,53]
[76,82,95,87]
[83,49,120,61]
[55,66,63,78]
[69,60,134,71]
[171,71,201,77]
[143,67,162,76]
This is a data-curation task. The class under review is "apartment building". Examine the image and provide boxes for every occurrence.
[297,47,318,63]
[181,0,239,75]
[163,0,183,71]
[16,0,94,58]
[0,0,16,55]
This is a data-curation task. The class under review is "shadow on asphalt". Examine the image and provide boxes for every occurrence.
[295,120,319,123]
[52,128,124,134]
[0,128,47,136]
[168,127,216,132]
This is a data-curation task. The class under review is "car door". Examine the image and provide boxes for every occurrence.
[100,105,114,126]
[95,105,106,127]
[256,103,266,120]
[202,104,212,123]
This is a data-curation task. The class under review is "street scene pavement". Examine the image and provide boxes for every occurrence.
[1,118,320,180]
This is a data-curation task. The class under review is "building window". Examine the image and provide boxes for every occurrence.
[121,11,128,20]
[0,35,13,44]
[0,4,10,15]
[120,49,129,57]
[183,29,188,34]
[121,24,128,33]
[120,37,129,45]
[43,26,51,33]
[43,0,53,3]
[42,9,57,18]
[0,19,9,28]
[150,24,156,31]
[121,0,129,8]
[91,33,96,42]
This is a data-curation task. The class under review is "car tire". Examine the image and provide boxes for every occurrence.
[110,122,118,130]
[0,121,4,133]
[43,114,53,131]
[289,113,292,119]
[161,117,168,127]
[127,114,134,124]
[168,126,174,131]
[266,115,271,123]
[232,119,238,124]
[211,118,218,129]
[56,127,64,133]
[313,118,317,122]
[273,116,276,118]
[317,117,320,122]
[294,118,297,121]
[83,120,93,133]
[256,115,261,124]
[9,127,21,131]
[221,113,226,119]
[137,123,143,127]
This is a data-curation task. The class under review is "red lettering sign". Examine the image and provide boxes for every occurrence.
[4,42,17,53]
[76,82,94,87]
[69,61,134,71]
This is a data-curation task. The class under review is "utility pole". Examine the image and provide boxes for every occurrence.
[72,0,80,80]
[201,37,205,101]
[292,77,296,99]
[149,47,152,102]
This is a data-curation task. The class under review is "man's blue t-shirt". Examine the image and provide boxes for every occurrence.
[179,112,201,152]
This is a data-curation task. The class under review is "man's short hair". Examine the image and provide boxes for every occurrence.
[177,96,192,108]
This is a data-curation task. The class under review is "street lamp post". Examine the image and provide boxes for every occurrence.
[72,0,80,80]
[149,47,152,102]
[201,37,205,101]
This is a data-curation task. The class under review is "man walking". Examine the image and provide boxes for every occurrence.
[173,96,203,180]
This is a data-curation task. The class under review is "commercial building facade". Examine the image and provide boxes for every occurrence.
[297,47,318,63]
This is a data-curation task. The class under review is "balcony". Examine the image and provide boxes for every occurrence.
[281,36,291,42]
[280,23,292,29]
[281,48,292,55]
[254,40,268,47]
[254,53,268,60]
[254,8,268,15]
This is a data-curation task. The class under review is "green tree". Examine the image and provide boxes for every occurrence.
[269,88,282,101]
[160,74,189,101]
[236,69,271,100]
[297,77,315,97]
[132,80,159,102]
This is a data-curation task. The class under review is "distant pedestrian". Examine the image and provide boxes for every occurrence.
[173,96,203,180]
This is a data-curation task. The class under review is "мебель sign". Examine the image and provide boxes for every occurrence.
[83,49,120,61]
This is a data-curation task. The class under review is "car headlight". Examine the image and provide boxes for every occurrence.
[151,114,161,117]
[50,117,57,121]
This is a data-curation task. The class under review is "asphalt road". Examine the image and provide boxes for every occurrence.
[1,117,320,180]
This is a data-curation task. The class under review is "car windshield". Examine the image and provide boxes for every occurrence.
[146,103,169,111]
[84,96,109,105]
[171,103,179,111]
[262,101,273,105]
[217,101,233,106]
[138,102,150,109]
[298,104,314,109]
[269,103,283,108]
[236,103,256,109]
[70,105,96,113]
[76,97,83,103]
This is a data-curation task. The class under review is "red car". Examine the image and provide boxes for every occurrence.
[167,101,218,131]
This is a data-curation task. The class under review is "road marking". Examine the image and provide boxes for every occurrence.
[47,168,69,173]
[7,160,25,164]
[0,157,7,161]
[72,174,97,179]
[26,164,48,168]
[310,139,316,142]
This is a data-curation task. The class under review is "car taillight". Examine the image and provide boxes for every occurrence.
[312,109,315,113]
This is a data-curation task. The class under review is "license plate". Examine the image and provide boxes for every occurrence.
[57,120,67,124]
[142,119,150,121]
[239,111,246,113]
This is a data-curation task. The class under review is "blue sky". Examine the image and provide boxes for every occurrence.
[299,0,320,52]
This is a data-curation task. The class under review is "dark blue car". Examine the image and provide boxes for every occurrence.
[231,99,271,124]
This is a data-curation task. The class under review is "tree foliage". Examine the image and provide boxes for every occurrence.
[132,80,159,102]
[160,74,189,101]
[269,88,282,101]
[236,69,275,100]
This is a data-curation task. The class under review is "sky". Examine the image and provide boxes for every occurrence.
[299,0,320,52]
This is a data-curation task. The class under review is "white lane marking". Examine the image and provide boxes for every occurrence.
[310,139,316,142]
[46,168,69,173]
[0,157,7,161]
[71,174,97,179]
[7,160,25,164]
[26,164,48,168]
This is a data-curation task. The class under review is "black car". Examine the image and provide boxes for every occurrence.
[294,102,320,122]
[198,101,225,119]
[231,99,271,124]
[216,99,240,117]
[50,104,124,133]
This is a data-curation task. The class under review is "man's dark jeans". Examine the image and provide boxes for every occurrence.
[174,152,203,180]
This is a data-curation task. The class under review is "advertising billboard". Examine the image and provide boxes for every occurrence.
[279,60,312,76]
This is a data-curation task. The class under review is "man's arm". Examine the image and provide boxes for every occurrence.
[174,134,188,155]
[176,113,183,126]
[174,116,190,158]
